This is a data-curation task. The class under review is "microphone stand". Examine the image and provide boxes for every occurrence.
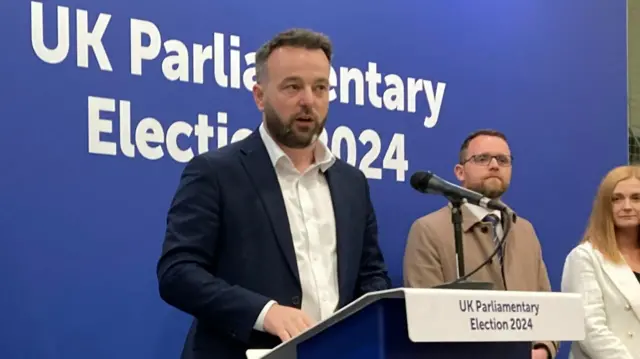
[433,196,494,290]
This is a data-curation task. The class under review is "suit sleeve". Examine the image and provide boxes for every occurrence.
[561,247,635,359]
[530,226,559,359]
[156,154,272,344]
[355,174,392,296]
[403,218,445,287]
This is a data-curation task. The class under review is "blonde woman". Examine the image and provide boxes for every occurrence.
[561,165,640,359]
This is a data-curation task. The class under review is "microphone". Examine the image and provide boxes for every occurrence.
[410,171,507,212]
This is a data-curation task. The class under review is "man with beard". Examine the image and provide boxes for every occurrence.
[402,129,557,359]
[156,28,391,359]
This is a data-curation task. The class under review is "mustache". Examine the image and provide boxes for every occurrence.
[291,111,316,119]
[293,105,315,117]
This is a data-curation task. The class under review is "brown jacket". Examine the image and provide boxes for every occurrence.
[403,204,558,358]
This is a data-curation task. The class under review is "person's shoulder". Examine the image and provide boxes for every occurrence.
[511,212,534,230]
[513,210,534,228]
[406,206,451,245]
[562,242,603,277]
[566,241,598,260]
[191,133,254,168]
[331,157,365,179]
[411,205,451,227]
[202,137,248,161]
[326,158,374,194]
[510,213,543,240]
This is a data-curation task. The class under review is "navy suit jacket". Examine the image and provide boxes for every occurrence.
[157,130,391,359]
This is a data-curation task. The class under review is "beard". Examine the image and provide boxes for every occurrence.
[468,178,508,199]
[263,101,327,149]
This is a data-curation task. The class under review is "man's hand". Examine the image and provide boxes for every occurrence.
[532,348,549,359]
[263,304,316,342]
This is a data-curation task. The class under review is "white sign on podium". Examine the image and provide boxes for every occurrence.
[403,288,585,342]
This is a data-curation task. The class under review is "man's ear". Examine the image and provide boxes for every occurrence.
[454,164,465,182]
[252,83,265,111]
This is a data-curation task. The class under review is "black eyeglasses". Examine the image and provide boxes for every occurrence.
[462,153,513,167]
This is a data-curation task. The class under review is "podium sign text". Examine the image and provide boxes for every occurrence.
[403,288,585,342]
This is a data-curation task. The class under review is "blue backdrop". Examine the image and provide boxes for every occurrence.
[0,1,628,358]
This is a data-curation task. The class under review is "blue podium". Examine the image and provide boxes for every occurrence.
[247,288,585,359]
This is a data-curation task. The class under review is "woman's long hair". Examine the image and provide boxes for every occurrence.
[581,165,640,263]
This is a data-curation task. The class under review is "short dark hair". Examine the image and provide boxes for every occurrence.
[459,129,508,163]
[254,28,333,82]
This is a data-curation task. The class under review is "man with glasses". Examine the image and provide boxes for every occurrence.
[402,129,557,359]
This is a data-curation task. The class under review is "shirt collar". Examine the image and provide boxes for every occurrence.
[258,122,336,172]
[464,202,501,223]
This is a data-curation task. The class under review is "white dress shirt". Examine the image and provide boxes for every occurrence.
[561,242,640,359]
[253,123,340,330]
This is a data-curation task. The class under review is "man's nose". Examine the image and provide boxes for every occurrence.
[298,87,315,105]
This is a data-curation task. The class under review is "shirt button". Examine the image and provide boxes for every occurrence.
[624,304,631,311]
[628,331,634,338]
[292,296,300,305]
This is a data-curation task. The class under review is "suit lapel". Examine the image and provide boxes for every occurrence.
[239,132,300,284]
[459,204,477,232]
[600,255,640,320]
[325,166,350,299]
